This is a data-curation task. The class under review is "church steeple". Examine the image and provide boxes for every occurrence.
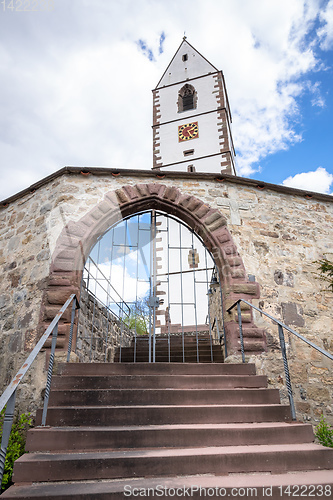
[152,39,236,175]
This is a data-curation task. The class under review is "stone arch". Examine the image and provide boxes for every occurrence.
[41,183,266,356]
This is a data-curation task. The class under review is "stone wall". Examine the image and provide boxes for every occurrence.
[0,168,332,426]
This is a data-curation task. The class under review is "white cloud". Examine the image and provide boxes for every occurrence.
[87,261,150,309]
[282,166,333,194]
[318,0,333,49]
[0,0,332,199]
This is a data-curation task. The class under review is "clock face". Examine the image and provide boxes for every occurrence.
[178,122,199,142]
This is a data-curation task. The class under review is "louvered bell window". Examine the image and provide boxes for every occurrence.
[182,93,194,111]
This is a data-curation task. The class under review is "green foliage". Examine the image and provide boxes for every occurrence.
[315,416,333,448]
[125,314,149,336]
[315,258,333,292]
[0,409,33,491]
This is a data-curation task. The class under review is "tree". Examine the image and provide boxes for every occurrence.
[125,296,150,335]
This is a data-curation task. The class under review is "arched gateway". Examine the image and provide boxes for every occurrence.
[41,182,266,357]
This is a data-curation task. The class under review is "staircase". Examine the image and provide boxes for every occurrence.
[2,339,333,499]
[115,332,223,362]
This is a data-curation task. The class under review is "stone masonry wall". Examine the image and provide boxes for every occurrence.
[0,169,332,427]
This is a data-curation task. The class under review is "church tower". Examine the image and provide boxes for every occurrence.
[152,38,236,175]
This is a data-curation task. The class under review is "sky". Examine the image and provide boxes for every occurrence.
[0,0,333,201]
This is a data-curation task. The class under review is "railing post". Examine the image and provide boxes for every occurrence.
[237,301,245,363]
[278,324,296,421]
[0,390,16,488]
[41,323,58,426]
[67,297,77,362]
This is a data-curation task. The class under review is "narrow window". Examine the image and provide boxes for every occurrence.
[178,84,197,112]
[187,165,196,173]
[183,149,194,157]
[182,54,188,62]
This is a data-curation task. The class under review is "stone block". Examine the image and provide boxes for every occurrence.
[296,401,311,413]
[47,288,77,305]
[281,302,305,327]
[232,283,259,295]
[227,256,242,267]
[44,306,71,322]
[216,229,230,244]
[122,185,140,201]
[194,204,210,219]
[230,268,245,278]
[24,329,37,352]
[136,184,150,198]
[148,183,166,196]
[307,385,330,403]
[204,212,227,232]
[65,222,89,239]
[184,197,202,212]
[115,189,129,205]
[52,259,75,273]
[163,186,179,202]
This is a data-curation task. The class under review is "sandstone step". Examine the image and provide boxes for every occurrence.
[12,443,333,483]
[51,374,268,390]
[117,346,222,354]
[115,355,224,363]
[126,348,217,355]
[4,471,333,500]
[35,404,291,426]
[115,354,224,362]
[26,422,314,452]
[125,337,216,343]
[48,388,280,406]
[58,362,257,376]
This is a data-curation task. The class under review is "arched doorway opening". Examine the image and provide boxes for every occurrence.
[76,209,225,363]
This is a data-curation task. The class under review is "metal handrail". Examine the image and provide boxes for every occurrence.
[0,294,79,487]
[227,298,333,421]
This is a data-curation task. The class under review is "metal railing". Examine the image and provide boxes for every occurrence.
[0,294,79,487]
[227,298,333,420]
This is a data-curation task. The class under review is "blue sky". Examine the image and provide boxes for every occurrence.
[258,38,333,189]
[0,0,332,200]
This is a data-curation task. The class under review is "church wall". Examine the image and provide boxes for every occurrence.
[0,170,332,425]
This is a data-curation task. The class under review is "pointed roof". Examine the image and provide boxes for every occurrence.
[155,38,218,89]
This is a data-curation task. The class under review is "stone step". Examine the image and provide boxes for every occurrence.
[48,388,280,406]
[12,443,333,483]
[51,374,268,390]
[115,353,224,362]
[115,356,224,363]
[4,471,333,500]
[133,337,214,343]
[26,422,314,452]
[121,343,221,351]
[35,404,291,426]
[58,362,257,376]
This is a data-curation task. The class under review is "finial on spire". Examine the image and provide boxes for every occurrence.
[183,31,187,40]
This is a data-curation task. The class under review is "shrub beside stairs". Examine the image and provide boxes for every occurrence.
[2,337,333,499]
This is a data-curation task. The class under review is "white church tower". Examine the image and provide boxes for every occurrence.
[152,38,236,175]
